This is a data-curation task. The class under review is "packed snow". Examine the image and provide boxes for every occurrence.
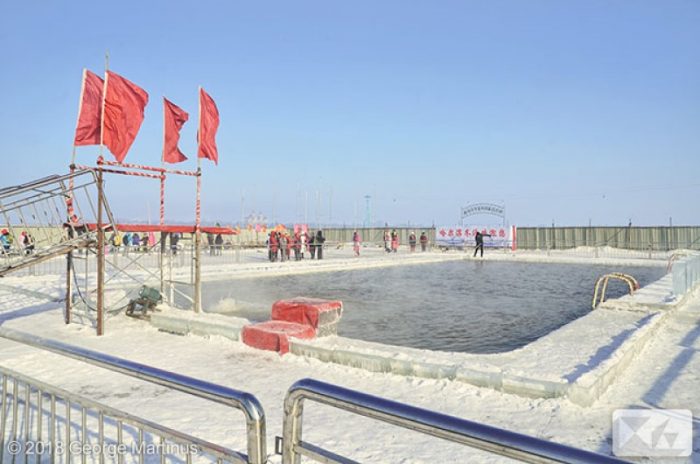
[0,246,698,463]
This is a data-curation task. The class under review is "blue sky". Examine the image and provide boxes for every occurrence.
[1,1,698,227]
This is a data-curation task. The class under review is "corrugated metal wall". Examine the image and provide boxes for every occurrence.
[302,227,435,245]
[514,226,700,251]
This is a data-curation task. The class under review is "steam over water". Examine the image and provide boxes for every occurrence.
[201,261,665,353]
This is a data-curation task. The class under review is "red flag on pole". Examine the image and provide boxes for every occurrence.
[197,87,219,165]
[73,69,104,146]
[163,98,189,164]
[103,71,149,162]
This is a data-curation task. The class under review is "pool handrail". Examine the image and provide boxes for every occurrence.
[282,378,629,464]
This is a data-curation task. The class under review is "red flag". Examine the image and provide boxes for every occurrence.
[73,69,104,146]
[103,71,149,162]
[197,87,219,164]
[162,98,189,164]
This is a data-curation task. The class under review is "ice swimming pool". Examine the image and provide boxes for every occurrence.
[200,261,666,353]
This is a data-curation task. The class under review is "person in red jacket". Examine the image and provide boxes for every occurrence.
[419,231,428,252]
[352,230,361,257]
[269,231,279,262]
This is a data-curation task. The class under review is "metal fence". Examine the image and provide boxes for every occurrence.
[515,226,700,252]
[281,378,628,464]
[0,366,248,463]
[0,328,267,464]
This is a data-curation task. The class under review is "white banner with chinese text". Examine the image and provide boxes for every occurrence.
[436,225,516,249]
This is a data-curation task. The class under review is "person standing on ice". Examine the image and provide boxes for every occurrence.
[215,233,223,256]
[408,231,417,252]
[269,231,279,262]
[383,230,391,253]
[292,231,301,260]
[420,231,428,252]
[352,230,361,257]
[391,229,399,253]
[473,231,491,258]
[315,230,326,259]
[170,232,180,255]
[131,233,141,252]
[0,229,11,253]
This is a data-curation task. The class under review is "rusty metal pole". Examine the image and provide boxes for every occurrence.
[96,169,105,335]
[65,250,72,324]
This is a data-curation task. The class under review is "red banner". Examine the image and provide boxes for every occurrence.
[197,87,219,164]
[163,97,189,164]
[103,71,149,162]
[73,69,104,146]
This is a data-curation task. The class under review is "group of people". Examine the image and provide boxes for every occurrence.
[206,232,225,256]
[267,229,326,262]
[382,229,429,253]
[0,229,35,255]
[108,231,157,253]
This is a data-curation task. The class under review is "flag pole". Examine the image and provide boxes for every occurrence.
[160,97,166,226]
[99,52,109,163]
[66,68,89,325]
[96,51,109,336]
[160,97,166,298]
[193,87,202,313]
[70,68,88,169]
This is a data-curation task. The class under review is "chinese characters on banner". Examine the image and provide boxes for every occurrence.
[435,226,516,249]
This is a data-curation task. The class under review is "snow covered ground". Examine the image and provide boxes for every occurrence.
[0,247,698,463]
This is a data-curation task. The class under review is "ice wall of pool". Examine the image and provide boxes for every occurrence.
[152,255,700,405]
[288,271,696,405]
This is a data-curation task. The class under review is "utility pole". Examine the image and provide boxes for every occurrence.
[364,195,372,227]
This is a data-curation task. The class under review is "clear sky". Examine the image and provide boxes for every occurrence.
[1,1,698,227]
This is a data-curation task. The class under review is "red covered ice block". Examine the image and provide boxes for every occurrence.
[241,320,316,354]
[271,297,343,329]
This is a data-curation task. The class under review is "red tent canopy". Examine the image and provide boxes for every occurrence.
[80,223,238,235]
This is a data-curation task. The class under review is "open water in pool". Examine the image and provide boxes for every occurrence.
[200,260,665,353]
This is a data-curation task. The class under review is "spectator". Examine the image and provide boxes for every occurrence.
[208,232,215,256]
[215,233,223,256]
[420,231,428,252]
[352,230,361,257]
[170,232,180,255]
[131,233,141,251]
[408,231,417,252]
[309,233,316,259]
[279,233,288,262]
[123,232,132,251]
[0,229,11,253]
[391,229,399,253]
[300,231,307,259]
[315,230,326,260]
[292,232,301,261]
[269,231,279,262]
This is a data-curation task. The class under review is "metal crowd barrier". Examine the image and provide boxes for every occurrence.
[0,328,266,464]
[281,378,629,464]
[0,366,247,463]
